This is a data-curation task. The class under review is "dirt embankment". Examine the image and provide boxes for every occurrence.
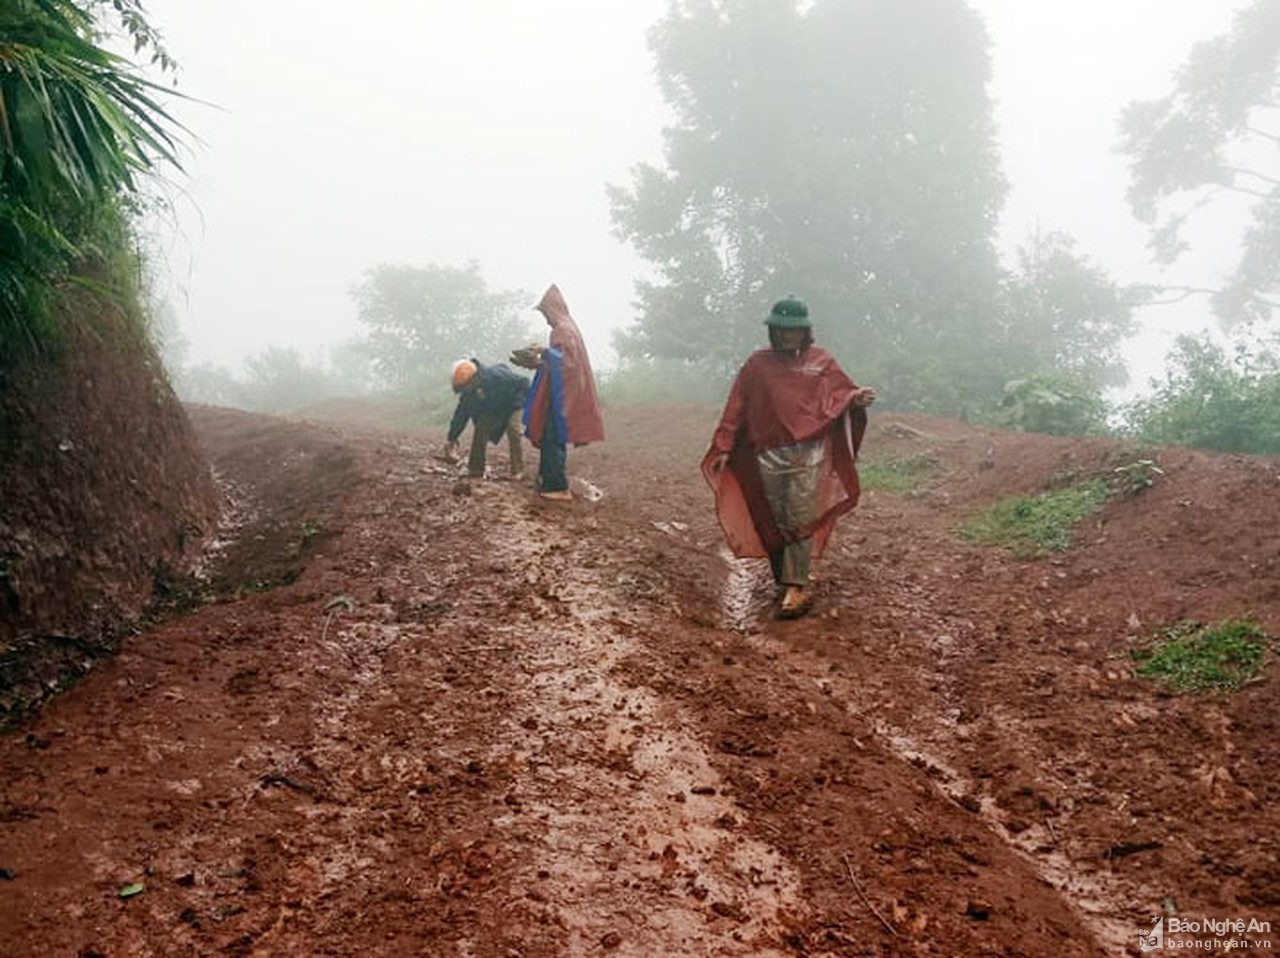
[0,399,1276,956]
[0,320,217,724]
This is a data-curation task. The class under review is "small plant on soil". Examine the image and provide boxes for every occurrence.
[859,453,938,495]
[288,519,326,559]
[958,479,1109,557]
[1112,458,1165,496]
[1133,620,1270,693]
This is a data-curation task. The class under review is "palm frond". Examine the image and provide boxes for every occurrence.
[1,0,188,360]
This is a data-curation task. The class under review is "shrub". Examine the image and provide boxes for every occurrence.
[958,479,1109,557]
[1133,620,1270,693]
[998,373,1110,437]
[1122,334,1280,454]
[597,358,732,405]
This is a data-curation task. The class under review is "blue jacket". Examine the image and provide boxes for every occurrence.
[447,361,531,444]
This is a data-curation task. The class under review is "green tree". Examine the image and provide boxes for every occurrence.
[170,341,376,412]
[240,345,334,414]
[351,262,532,395]
[1123,333,1280,453]
[998,374,1109,438]
[598,357,734,405]
[997,231,1138,393]
[172,360,249,408]
[326,336,377,397]
[1119,0,1280,327]
[608,0,1007,411]
[0,0,184,359]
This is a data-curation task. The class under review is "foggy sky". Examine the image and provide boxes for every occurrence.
[143,0,1245,393]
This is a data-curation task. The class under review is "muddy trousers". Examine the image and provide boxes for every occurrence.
[537,415,568,492]
[469,410,524,478]
[758,439,823,587]
[768,541,813,587]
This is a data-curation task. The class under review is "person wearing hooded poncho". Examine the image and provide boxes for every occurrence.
[702,296,876,619]
[519,284,605,500]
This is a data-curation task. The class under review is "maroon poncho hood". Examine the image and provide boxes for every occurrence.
[525,284,605,447]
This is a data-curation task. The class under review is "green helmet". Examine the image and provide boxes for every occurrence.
[764,296,811,328]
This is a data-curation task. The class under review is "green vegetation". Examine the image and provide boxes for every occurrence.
[997,372,1109,437]
[598,358,732,406]
[0,0,185,363]
[995,233,1137,402]
[1113,0,1280,453]
[1133,620,1271,693]
[1121,333,1280,454]
[1111,457,1165,496]
[858,453,938,495]
[165,337,386,414]
[289,519,325,559]
[958,479,1109,557]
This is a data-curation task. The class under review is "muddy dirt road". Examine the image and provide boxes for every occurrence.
[1,401,1276,956]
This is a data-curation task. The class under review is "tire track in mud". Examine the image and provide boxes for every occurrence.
[715,527,1149,955]
[253,454,809,955]
[7,407,1274,956]
[866,549,1189,955]
[442,484,806,956]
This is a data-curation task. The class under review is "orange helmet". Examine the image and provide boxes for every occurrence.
[451,359,478,393]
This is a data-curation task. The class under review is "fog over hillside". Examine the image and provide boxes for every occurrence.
[144,1,1246,397]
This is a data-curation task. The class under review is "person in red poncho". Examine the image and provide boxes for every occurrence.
[703,296,876,618]
[518,284,605,501]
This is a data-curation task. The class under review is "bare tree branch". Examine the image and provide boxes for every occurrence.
[1141,287,1278,310]
[1141,286,1220,306]
[1224,166,1280,188]
[1222,183,1271,201]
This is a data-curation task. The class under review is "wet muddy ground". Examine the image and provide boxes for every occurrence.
[1,400,1277,956]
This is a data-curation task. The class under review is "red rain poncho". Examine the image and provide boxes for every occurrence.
[524,285,606,447]
[702,346,867,557]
